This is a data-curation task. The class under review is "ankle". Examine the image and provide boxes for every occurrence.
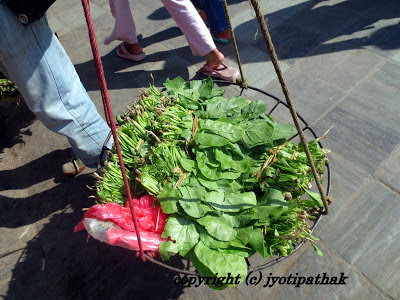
[205,49,224,69]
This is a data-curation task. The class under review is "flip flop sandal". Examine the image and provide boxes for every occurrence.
[212,34,232,44]
[116,42,146,62]
[62,158,86,176]
[199,63,240,82]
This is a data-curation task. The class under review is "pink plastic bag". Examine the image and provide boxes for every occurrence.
[75,195,169,253]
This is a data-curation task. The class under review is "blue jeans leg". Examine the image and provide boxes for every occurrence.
[0,3,113,168]
[191,0,228,34]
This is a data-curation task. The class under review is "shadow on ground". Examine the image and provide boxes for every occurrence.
[1,161,186,299]
[75,0,400,93]
[74,29,206,93]
[237,0,400,59]
[0,100,36,159]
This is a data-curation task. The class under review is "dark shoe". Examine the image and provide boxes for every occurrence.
[62,158,86,176]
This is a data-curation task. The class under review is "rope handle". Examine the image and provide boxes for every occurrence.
[80,0,146,260]
[221,0,330,213]
[221,0,248,89]
[248,0,330,214]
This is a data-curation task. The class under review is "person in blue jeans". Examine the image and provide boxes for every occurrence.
[0,1,113,175]
[191,0,232,43]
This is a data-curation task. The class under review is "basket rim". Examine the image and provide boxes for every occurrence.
[98,79,332,275]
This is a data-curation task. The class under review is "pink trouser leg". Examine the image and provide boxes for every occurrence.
[104,0,138,45]
[160,0,216,56]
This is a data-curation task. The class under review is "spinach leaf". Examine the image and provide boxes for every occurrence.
[176,90,201,110]
[192,241,247,287]
[197,150,222,180]
[211,87,225,98]
[205,191,257,212]
[195,132,231,147]
[198,174,220,190]
[157,188,181,214]
[178,156,195,172]
[178,186,207,218]
[159,240,180,260]
[241,100,267,119]
[199,119,244,142]
[161,216,200,256]
[240,120,274,148]
[259,188,286,205]
[214,179,242,193]
[236,226,255,245]
[189,77,213,100]
[218,213,241,227]
[214,148,252,172]
[197,215,237,241]
[228,96,251,115]
[199,227,231,249]
[271,123,297,140]
[204,96,230,118]
[220,171,242,180]
[305,190,324,207]
[164,77,186,95]
[218,245,255,258]
[248,228,270,258]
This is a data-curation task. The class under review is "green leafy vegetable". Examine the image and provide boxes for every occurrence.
[94,77,330,290]
[161,216,199,256]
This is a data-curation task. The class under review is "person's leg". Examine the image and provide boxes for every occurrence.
[161,0,216,57]
[194,0,229,35]
[161,0,238,81]
[0,4,112,168]
[104,0,138,45]
[105,0,146,61]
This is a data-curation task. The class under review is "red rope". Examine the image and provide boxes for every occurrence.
[81,0,146,261]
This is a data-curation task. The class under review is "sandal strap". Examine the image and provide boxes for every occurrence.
[72,159,80,173]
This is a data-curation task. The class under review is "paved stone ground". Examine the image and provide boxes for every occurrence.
[1,0,400,299]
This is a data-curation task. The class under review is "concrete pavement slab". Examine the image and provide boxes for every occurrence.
[2,0,400,298]
[265,66,345,124]
[376,146,400,193]
[320,181,400,299]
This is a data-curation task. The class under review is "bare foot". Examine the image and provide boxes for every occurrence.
[205,49,225,69]
[124,42,144,55]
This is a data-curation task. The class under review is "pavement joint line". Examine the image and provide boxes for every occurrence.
[318,176,400,242]
[316,176,373,235]
[317,239,395,300]
[372,142,400,194]
[319,120,391,176]
[309,58,390,127]
[328,151,369,180]
[310,64,400,146]
[371,177,400,197]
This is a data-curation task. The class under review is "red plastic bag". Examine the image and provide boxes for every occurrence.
[75,195,169,253]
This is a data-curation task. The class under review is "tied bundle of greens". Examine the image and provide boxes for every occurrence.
[0,72,19,101]
[94,77,329,289]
